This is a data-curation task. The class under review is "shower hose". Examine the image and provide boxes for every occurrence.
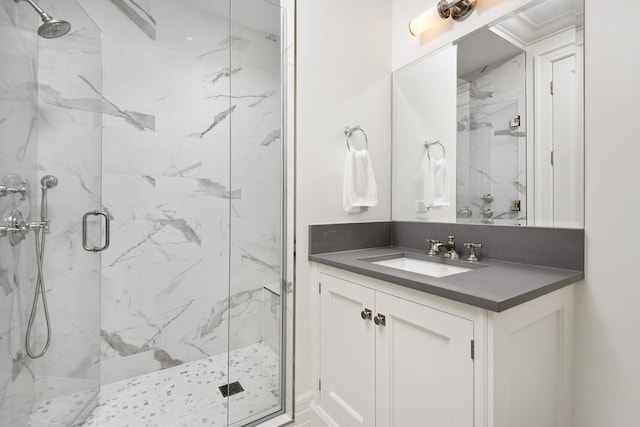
[25,177,55,359]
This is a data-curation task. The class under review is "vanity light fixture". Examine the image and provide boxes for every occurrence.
[409,0,477,36]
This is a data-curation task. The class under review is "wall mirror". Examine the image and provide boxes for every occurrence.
[392,0,584,228]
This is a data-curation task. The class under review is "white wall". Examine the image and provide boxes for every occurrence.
[294,0,392,422]
[575,1,640,425]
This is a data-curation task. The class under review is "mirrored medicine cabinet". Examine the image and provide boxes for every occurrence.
[392,0,584,228]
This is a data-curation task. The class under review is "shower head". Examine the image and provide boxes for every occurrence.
[40,175,58,190]
[38,17,71,39]
[15,0,71,39]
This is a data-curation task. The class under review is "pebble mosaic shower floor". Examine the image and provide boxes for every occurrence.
[29,343,280,427]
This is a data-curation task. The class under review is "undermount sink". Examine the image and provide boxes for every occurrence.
[363,253,474,278]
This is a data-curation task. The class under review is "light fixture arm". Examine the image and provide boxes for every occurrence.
[408,0,477,37]
[437,0,476,22]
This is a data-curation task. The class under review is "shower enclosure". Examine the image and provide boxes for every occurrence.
[0,0,289,425]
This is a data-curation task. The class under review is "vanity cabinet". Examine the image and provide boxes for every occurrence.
[312,265,574,427]
[319,273,474,427]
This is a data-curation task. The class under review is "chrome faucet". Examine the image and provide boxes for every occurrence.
[439,235,460,259]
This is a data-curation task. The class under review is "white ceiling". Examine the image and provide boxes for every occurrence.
[491,0,582,47]
[456,0,581,76]
[456,27,524,77]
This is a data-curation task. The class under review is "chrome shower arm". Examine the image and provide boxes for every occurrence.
[15,0,51,21]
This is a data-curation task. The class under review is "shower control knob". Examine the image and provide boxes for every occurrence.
[0,174,28,200]
[1,210,27,246]
[481,208,493,218]
[481,194,494,203]
[464,243,483,262]
[425,239,441,256]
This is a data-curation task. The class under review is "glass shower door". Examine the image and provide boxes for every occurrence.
[0,3,40,425]
[228,0,285,425]
[0,0,103,425]
[31,0,103,424]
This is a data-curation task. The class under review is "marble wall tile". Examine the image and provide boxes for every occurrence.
[28,0,285,396]
[98,284,268,384]
[263,287,282,355]
[1,0,283,424]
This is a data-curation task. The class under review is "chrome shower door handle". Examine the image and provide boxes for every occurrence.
[82,210,110,252]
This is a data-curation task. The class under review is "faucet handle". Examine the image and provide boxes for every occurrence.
[447,235,455,244]
[464,243,482,262]
[425,239,440,256]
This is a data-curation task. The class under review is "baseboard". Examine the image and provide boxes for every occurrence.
[294,392,312,426]
[309,401,339,427]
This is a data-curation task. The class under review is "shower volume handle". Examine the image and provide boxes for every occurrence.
[82,210,110,252]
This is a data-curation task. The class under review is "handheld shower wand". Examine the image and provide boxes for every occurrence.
[25,175,58,359]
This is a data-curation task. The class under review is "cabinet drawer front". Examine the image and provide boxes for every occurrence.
[320,274,376,427]
[376,292,474,427]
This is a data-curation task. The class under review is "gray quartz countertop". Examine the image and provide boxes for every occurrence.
[309,246,584,312]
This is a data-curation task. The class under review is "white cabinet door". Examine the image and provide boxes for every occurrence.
[320,274,376,427]
[375,292,474,427]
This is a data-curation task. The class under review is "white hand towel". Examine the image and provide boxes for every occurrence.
[343,149,378,214]
[423,155,450,208]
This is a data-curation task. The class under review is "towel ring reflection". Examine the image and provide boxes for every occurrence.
[345,125,368,151]
[424,140,446,160]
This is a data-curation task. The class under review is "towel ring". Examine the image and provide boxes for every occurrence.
[345,125,368,151]
[424,141,446,160]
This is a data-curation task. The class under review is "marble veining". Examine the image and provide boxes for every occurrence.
[210,66,242,85]
[106,219,200,268]
[195,178,241,200]
[260,129,281,146]
[154,260,202,298]
[199,105,236,138]
[153,349,183,370]
[199,36,243,57]
[39,76,156,131]
[101,299,196,356]
[208,90,276,108]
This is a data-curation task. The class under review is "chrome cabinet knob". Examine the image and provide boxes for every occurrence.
[361,308,372,320]
[374,313,386,326]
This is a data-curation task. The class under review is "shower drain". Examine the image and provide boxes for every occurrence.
[219,381,245,397]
